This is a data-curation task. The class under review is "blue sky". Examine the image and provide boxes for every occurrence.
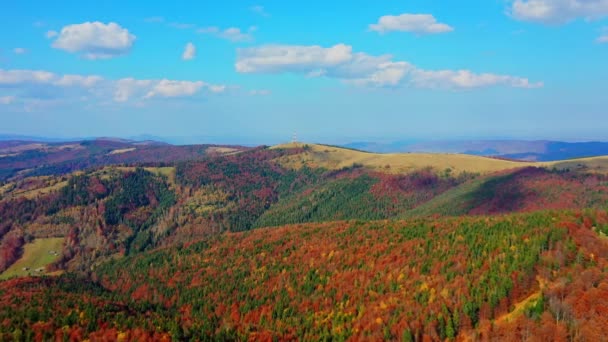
[0,0,607,144]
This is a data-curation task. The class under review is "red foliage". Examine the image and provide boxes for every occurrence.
[0,228,24,272]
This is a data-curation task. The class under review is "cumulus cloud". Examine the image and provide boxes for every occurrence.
[251,5,270,17]
[55,75,103,87]
[113,78,153,102]
[144,80,205,99]
[115,79,225,101]
[409,70,542,89]
[369,14,454,34]
[235,44,542,89]
[198,26,256,42]
[0,69,56,85]
[0,68,227,106]
[51,22,136,59]
[236,44,352,73]
[182,42,196,60]
[510,0,608,24]
[0,96,15,105]
[208,85,227,93]
[0,69,103,88]
[13,48,27,54]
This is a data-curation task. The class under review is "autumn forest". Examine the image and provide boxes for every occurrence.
[1,140,608,341]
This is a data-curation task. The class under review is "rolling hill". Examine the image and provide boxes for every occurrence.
[1,141,608,340]
[273,143,608,175]
[344,140,608,162]
[0,138,249,181]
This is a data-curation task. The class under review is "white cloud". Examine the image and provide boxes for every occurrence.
[0,96,15,105]
[198,26,256,42]
[510,0,608,24]
[182,42,196,60]
[114,78,153,102]
[0,69,56,85]
[208,85,227,93]
[235,44,542,89]
[347,62,413,87]
[13,48,27,55]
[55,75,103,87]
[251,5,270,17]
[45,30,58,39]
[51,22,136,59]
[144,80,205,99]
[369,14,454,34]
[0,69,103,88]
[0,69,228,106]
[250,89,271,96]
[116,78,225,101]
[410,70,542,89]
[236,44,353,73]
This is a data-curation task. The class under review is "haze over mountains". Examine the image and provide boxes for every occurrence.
[344,140,608,161]
[3,135,608,170]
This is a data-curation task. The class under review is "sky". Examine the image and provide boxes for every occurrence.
[0,0,607,145]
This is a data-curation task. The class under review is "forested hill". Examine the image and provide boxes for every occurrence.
[1,143,608,340]
[0,138,249,181]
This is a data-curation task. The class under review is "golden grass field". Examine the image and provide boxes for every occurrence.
[0,238,64,280]
[206,146,242,155]
[272,143,608,175]
[96,166,177,185]
[0,177,68,200]
[107,147,137,155]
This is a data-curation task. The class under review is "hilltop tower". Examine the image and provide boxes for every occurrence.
[292,132,298,145]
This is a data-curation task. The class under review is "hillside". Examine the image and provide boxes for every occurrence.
[274,143,608,175]
[1,211,608,340]
[2,145,608,275]
[0,139,248,181]
[1,142,608,340]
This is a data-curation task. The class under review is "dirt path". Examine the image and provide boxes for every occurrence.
[494,276,546,324]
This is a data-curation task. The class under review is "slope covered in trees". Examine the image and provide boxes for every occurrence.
[406,167,608,217]
[0,139,249,181]
[1,211,608,340]
[1,144,608,340]
[2,147,608,275]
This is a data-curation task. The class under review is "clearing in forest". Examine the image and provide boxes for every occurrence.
[0,238,64,280]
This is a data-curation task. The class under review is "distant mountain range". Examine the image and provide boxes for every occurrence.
[343,140,608,161]
[2,134,608,162]
[0,138,249,181]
